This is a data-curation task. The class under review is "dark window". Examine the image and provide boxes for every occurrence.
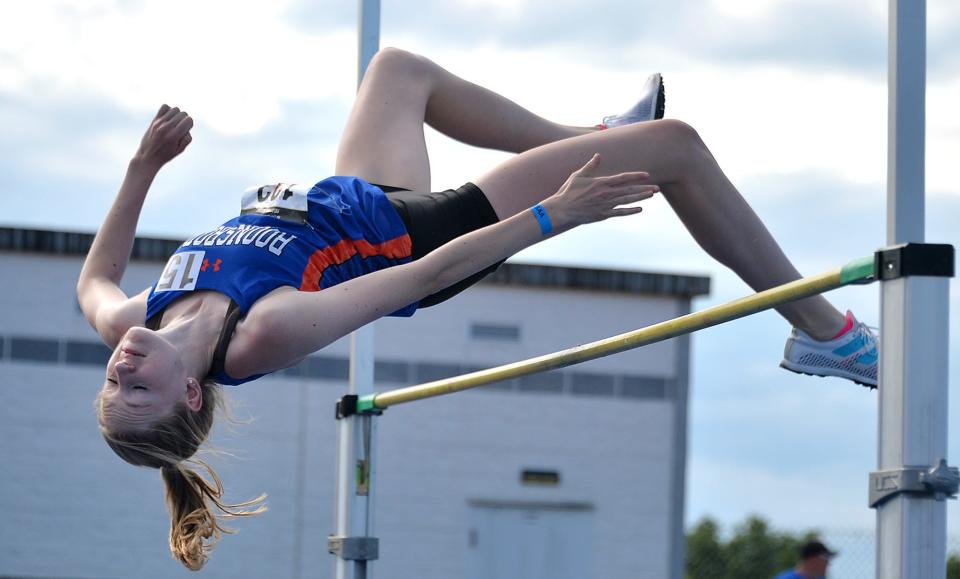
[280,361,309,378]
[518,371,563,394]
[621,375,668,400]
[413,362,462,383]
[374,360,409,384]
[304,356,350,380]
[569,372,615,397]
[10,337,59,362]
[470,323,520,341]
[521,469,561,486]
[65,341,112,365]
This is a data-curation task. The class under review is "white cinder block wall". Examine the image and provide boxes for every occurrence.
[0,228,708,579]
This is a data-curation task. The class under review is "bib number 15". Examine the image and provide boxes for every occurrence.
[156,251,205,293]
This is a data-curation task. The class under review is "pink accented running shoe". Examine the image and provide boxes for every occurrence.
[780,311,878,389]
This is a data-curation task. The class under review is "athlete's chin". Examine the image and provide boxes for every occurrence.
[123,326,171,356]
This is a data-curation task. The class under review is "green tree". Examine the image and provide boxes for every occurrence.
[686,515,825,579]
[947,552,959,579]
[685,517,726,579]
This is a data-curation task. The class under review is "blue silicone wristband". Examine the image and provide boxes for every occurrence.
[531,204,553,235]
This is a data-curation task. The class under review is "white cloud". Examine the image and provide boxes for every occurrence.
[453,0,524,19]
[927,77,960,196]
[709,0,783,20]
[711,0,884,24]
[0,0,357,135]
[931,0,960,37]
[668,66,888,186]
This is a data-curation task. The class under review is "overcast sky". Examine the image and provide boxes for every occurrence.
[2,0,958,559]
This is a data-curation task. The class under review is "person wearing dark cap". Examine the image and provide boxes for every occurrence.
[773,540,837,579]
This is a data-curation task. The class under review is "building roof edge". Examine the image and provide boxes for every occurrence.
[0,226,710,297]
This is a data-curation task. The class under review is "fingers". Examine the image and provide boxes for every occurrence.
[154,108,193,144]
[576,155,652,185]
[142,105,194,162]
[610,206,646,217]
[172,113,194,137]
[161,111,188,131]
[605,187,657,219]
[575,153,602,176]
[602,181,659,198]
[159,105,182,125]
[602,185,658,215]
[598,171,652,186]
[611,185,659,205]
[178,133,193,151]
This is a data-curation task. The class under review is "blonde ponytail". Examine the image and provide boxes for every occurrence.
[161,461,266,571]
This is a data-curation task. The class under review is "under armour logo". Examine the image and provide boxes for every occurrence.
[201,258,222,272]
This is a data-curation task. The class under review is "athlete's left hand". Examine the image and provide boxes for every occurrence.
[543,153,659,229]
[133,104,194,170]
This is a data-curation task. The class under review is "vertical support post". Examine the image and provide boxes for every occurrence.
[332,3,381,579]
[875,1,950,577]
[886,0,925,245]
[876,277,949,579]
[332,329,379,579]
[357,0,381,89]
[668,300,692,579]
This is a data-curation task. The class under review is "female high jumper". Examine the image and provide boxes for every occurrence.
[76,48,878,570]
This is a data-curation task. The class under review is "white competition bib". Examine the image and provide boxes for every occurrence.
[241,183,310,217]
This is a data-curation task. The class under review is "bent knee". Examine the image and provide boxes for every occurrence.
[367,47,435,82]
[631,119,709,165]
[653,119,705,148]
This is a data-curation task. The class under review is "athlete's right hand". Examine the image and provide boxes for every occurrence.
[133,104,194,169]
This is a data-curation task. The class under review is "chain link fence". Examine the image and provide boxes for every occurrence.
[826,529,960,578]
[685,517,960,578]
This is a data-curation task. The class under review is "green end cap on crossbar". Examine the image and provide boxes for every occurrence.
[356,394,379,414]
[840,255,876,285]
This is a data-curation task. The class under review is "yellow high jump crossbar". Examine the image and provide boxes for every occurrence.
[352,254,878,414]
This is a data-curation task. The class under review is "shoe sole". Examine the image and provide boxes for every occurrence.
[779,361,877,390]
[655,75,665,120]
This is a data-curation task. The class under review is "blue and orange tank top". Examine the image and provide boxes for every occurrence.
[145,177,415,383]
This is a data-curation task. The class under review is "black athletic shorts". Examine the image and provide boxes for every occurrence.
[376,182,504,308]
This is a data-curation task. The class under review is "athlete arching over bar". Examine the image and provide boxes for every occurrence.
[77,48,877,570]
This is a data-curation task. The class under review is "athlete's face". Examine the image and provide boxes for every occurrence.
[808,555,829,576]
[99,327,198,429]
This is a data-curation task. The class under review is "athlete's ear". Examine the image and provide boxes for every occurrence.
[185,377,203,412]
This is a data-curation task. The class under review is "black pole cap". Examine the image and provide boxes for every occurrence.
[876,243,954,280]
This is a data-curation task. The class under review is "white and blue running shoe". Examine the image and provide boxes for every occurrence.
[780,311,878,388]
[599,72,666,128]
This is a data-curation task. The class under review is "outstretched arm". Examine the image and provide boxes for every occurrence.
[233,155,659,377]
[76,105,194,346]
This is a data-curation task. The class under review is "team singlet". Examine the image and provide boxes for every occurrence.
[146,175,415,328]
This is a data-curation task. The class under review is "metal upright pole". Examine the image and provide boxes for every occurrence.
[872,1,956,577]
[357,0,381,80]
[331,3,381,579]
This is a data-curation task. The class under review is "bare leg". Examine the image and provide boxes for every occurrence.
[335,49,844,339]
[335,48,592,191]
[473,121,847,339]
